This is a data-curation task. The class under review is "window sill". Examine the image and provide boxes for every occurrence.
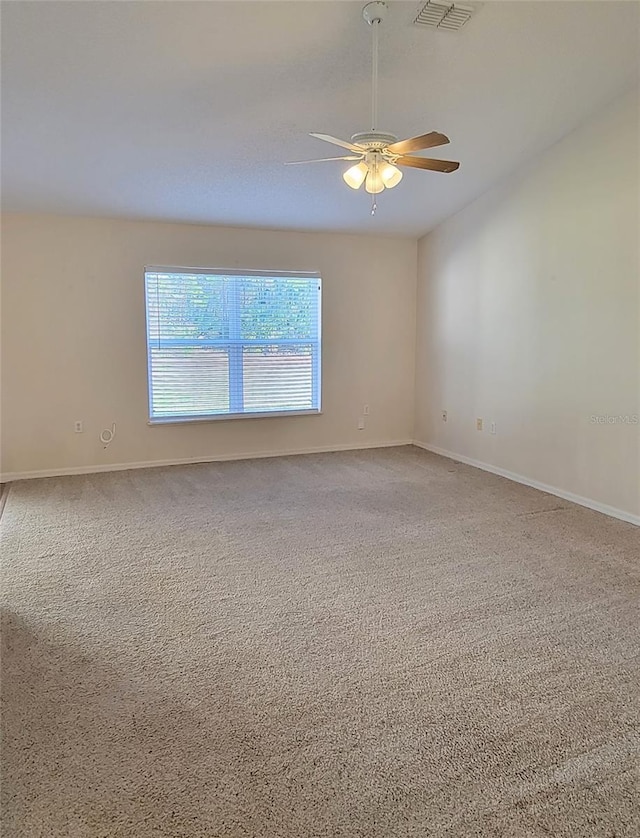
[148,409,322,425]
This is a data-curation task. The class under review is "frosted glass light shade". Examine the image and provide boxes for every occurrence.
[364,169,384,194]
[343,161,368,189]
[380,163,403,188]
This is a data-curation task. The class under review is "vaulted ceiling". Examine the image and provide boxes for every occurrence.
[2,1,638,237]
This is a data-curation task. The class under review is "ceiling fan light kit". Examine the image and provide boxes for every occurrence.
[287,1,460,213]
[344,152,403,193]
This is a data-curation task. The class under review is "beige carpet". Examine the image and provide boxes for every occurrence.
[1,446,639,837]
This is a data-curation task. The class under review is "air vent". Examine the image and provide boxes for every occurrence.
[414,1,475,32]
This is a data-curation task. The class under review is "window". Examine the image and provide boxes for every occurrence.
[144,267,321,423]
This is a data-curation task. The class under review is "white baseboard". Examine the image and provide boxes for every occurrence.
[4,439,637,527]
[0,439,413,483]
[412,441,639,527]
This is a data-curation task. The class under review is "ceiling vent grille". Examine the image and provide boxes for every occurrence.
[414,1,475,32]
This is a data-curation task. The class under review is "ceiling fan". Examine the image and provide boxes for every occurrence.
[287,1,460,213]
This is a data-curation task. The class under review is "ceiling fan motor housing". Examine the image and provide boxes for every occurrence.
[351,132,398,150]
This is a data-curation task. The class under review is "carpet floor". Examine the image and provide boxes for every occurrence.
[1,446,639,837]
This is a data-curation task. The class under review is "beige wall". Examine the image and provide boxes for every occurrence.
[2,92,638,522]
[414,91,640,518]
[1,217,417,476]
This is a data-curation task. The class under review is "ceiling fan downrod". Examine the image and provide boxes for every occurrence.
[363,1,388,134]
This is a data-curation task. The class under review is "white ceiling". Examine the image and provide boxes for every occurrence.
[2,1,638,237]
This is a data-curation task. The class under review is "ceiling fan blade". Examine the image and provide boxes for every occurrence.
[309,133,363,153]
[286,155,362,165]
[386,132,450,155]
[395,155,460,173]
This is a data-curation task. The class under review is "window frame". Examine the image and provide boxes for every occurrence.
[144,266,322,424]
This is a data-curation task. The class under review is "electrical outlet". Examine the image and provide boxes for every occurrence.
[363,404,370,416]
[476,418,483,431]
[442,410,448,422]
[357,417,365,430]
[74,420,84,433]
[490,421,496,435]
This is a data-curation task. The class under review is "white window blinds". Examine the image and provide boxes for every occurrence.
[144,268,322,422]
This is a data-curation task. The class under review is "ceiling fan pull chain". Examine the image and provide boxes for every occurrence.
[371,195,377,216]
